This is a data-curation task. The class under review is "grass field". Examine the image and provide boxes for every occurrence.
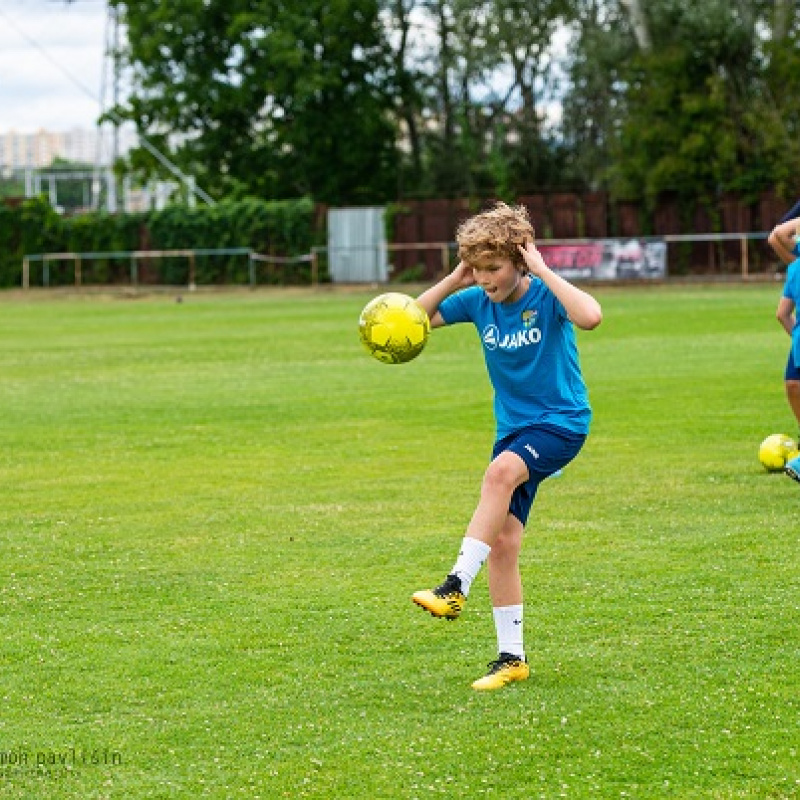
[1,283,799,799]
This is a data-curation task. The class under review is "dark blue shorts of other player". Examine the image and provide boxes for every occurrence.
[785,352,800,382]
[492,424,587,526]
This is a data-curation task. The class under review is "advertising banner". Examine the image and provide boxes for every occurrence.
[537,239,667,280]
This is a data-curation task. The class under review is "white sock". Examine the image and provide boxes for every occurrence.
[493,604,524,659]
[451,536,491,596]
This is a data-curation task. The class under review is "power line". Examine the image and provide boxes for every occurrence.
[0,2,216,206]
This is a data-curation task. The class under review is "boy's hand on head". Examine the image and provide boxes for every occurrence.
[518,242,546,276]
[451,261,477,289]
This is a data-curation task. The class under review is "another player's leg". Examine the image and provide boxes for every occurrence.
[412,452,527,620]
[784,376,800,483]
[786,379,800,438]
[472,512,530,690]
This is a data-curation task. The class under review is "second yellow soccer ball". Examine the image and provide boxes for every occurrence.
[758,433,798,472]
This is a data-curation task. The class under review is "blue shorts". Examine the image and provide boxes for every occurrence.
[785,351,800,382]
[491,424,587,526]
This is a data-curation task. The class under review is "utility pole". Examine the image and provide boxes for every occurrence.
[54,0,121,211]
[104,1,121,211]
[49,0,216,208]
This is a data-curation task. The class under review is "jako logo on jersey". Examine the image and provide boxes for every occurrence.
[482,324,542,350]
[482,325,500,349]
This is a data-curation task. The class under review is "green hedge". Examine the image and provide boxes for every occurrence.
[0,196,319,288]
[0,197,60,287]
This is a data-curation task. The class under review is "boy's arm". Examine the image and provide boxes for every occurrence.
[768,219,799,265]
[416,262,475,329]
[518,243,602,330]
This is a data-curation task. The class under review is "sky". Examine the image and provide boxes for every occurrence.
[0,0,110,132]
[0,1,568,136]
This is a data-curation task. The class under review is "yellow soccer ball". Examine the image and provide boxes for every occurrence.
[758,434,798,472]
[358,292,430,365]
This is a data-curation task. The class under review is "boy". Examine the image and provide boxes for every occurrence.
[767,218,800,482]
[412,202,602,690]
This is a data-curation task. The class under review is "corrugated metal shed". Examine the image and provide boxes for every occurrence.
[328,206,387,282]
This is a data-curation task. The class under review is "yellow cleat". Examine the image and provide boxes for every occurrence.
[471,653,530,691]
[412,573,465,620]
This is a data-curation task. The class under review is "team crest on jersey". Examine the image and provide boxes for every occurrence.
[522,310,538,329]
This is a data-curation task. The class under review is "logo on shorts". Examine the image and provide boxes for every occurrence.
[524,444,539,459]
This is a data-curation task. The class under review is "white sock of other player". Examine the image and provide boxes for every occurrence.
[451,536,491,596]
[493,604,524,659]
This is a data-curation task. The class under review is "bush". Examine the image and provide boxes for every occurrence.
[0,196,320,287]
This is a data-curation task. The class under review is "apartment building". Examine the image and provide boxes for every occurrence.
[0,126,135,169]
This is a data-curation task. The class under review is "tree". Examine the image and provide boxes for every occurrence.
[559,1,634,190]
[111,0,800,210]
[383,0,426,189]
[486,0,572,193]
[562,0,800,206]
[111,0,399,204]
[384,0,570,197]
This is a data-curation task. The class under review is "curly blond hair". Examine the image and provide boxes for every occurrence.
[456,202,534,271]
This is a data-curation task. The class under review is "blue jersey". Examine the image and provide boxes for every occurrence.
[782,258,800,367]
[438,279,591,438]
